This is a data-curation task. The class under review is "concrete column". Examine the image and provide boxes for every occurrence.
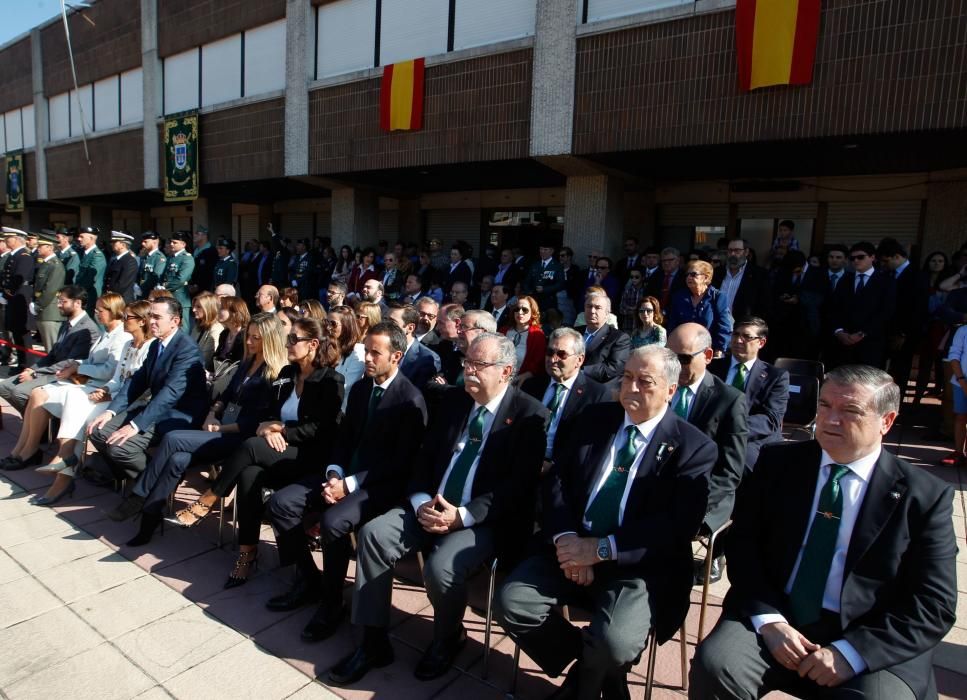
[529,0,578,157]
[563,175,624,262]
[191,198,232,237]
[30,28,48,201]
[141,0,162,190]
[284,0,311,177]
[331,188,378,249]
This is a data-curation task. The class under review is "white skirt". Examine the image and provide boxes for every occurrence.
[42,382,110,441]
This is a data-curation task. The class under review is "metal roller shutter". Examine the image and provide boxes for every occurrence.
[239,215,259,247]
[736,202,819,220]
[280,213,315,240]
[317,212,332,243]
[379,210,399,241]
[658,203,729,227]
[426,209,481,252]
[824,201,923,248]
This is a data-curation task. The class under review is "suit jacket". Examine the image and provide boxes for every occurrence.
[522,258,565,311]
[444,260,473,294]
[890,263,927,338]
[712,264,772,321]
[1,247,36,301]
[35,313,102,374]
[575,324,631,385]
[400,339,441,390]
[33,255,66,322]
[521,371,611,461]
[828,269,896,366]
[725,441,957,699]
[709,356,789,469]
[331,371,428,509]
[109,329,209,432]
[645,267,687,302]
[544,403,717,642]
[491,306,511,331]
[409,385,548,563]
[105,253,139,303]
[615,255,643,285]
[686,372,749,531]
[267,364,344,453]
[190,244,218,291]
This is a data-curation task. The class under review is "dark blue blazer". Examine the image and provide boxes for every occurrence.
[399,339,441,390]
[521,371,612,461]
[109,329,208,431]
[666,286,734,353]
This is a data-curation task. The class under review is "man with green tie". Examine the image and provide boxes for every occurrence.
[691,365,957,700]
[328,333,547,686]
[496,345,717,699]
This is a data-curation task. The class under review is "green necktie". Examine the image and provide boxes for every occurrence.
[673,386,691,418]
[442,406,487,505]
[731,363,748,391]
[348,386,385,475]
[546,383,566,428]
[584,426,641,537]
[787,464,851,626]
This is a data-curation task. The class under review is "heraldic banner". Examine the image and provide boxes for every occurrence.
[164,113,199,202]
[5,153,25,213]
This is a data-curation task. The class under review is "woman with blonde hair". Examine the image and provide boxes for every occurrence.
[121,312,289,541]
[300,298,327,322]
[665,259,733,355]
[355,301,381,336]
[190,291,225,372]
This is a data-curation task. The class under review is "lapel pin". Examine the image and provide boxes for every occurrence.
[576,388,583,395]
[505,418,513,425]
[889,491,901,500]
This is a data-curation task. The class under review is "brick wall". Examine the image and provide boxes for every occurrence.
[41,0,142,97]
[0,39,32,114]
[308,49,533,175]
[196,98,285,184]
[158,0,286,58]
[573,0,967,154]
[46,130,143,199]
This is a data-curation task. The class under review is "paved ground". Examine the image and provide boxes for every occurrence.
[0,395,964,699]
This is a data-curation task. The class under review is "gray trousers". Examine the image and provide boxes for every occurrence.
[351,505,495,640]
[497,551,652,696]
[36,321,61,353]
[689,617,916,700]
[89,407,194,479]
[0,372,56,415]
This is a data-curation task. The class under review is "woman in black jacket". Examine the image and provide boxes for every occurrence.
[121,312,288,545]
[168,317,345,588]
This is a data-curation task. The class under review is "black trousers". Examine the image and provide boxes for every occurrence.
[212,435,314,546]
[90,407,195,479]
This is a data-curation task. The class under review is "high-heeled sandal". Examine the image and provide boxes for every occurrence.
[224,549,259,589]
[164,498,214,528]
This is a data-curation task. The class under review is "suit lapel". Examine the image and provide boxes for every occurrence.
[745,359,767,399]
[844,451,906,574]
[585,325,608,353]
[689,373,716,423]
[561,373,588,422]
[636,412,680,479]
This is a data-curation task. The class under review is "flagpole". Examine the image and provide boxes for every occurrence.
[60,0,91,165]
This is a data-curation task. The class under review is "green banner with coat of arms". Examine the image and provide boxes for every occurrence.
[5,153,24,213]
[164,114,199,202]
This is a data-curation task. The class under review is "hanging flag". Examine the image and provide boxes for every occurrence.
[736,0,821,91]
[5,153,24,213]
[380,58,425,132]
[164,113,199,202]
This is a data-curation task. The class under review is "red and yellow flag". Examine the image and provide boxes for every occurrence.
[380,58,425,132]
[736,0,821,91]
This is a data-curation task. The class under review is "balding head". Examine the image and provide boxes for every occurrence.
[666,322,714,386]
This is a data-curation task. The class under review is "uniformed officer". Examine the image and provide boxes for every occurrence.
[213,238,238,290]
[54,227,80,285]
[25,232,38,255]
[162,230,195,327]
[0,238,9,364]
[268,223,291,288]
[75,225,107,315]
[189,226,217,293]
[30,230,66,351]
[103,231,137,303]
[289,238,313,298]
[137,231,166,299]
[1,227,38,370]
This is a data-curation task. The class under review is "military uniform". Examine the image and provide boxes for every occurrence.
[104,232,139,304]
[32,233,66,351]
[1,229,38,368]
[270,232,291,288]
[56,244,80,285]
[138,249,167,299]
[191,240,218,292]
[213,238,238,290]
[76,244,107,315]
[290,251,312,297]
[163,250,195,326]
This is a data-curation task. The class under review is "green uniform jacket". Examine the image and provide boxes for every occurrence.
[139,249,167,298]
[163,251,195,317]
[33,255,66,322]
[57,246,80,285]
[76,246,107,312]
[213,256,238,286]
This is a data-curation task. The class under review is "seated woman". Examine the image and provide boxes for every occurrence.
[213,296,250,370]
[665,259,733,356]
[300,298,326,322]
[504,294,546,386]
[21,297,148,504]
[190,291,225,373]
[122,312,287,542]
[328,305,365,410]
[276,306,301,335]
[630,295,667,348]
[355,301,381,337]
[166,317,344,588]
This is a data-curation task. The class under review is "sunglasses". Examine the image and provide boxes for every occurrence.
[686,271,704,278]
[849,254,868,261]
[545,348,575,360]
[286,334,313,346]
[638,307,655,313]
[514,307,531,314]
[676,347,708,365]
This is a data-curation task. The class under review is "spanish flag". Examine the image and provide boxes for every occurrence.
[736,0,821,91]
[380,58,425,132]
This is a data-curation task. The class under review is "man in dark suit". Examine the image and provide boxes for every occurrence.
[416,297,442,347]
[104,231,139,304]
[645,247,687,310]
[328,333,547,686]
[878,238,925,395]
[0,227,36,370]
[709,317,789,470]
[488,283,511,329]
[522,240,565,312]
[667,323,748,582]
[522,327,611,472]
[826,241,896,369]
[88,297,208,479]
[498,346,717,698]
[576,292,631,385]
[558,246,584,325]
[265,323,428,640]
[691,365,957,700]
[712,239,772,322]
[493,248,522,295]
[386,302,441,389]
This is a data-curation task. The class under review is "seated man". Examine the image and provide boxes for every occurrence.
[87,297,209,479]
[709,316,789,470]
[328,333,547,685]
[385,301,441,390]
[691,366,957,700]
[576,291,631,385]
[265,322,428,641]
[497,346,717,698]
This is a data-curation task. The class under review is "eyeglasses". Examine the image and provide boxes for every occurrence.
[458,325,482,334]
[733,333,762,342]
[676,347,708,365]
[638,307,655,314]
[514,307,531,314]
[286,334,313,346]
[462,359,500,373]
[124,314,143,321]
[595,265,610,271]
[661,258,677,264]
[727,248,745,254]
[849,254,868,261]
[419,312,437,320]
[686,271,704,278]
[545,348,575,360]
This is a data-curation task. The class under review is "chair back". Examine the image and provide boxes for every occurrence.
[774,357,824,382]
[782,374,820,438]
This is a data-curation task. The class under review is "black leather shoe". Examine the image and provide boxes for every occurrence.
[414,626,467,681]
[126,512,162,547]
[694,555,725,585]
[301,602,345,642]
[328,640,394,686]
[265,576,322,612]
[546,666,580,699]
[108,494,145,522]
[602,670,631,700]
[1,451,42,471]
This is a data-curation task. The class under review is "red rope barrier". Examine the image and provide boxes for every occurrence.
[0,338,49,358]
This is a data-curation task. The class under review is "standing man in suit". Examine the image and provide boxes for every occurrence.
[878,238,924,395]
[498,346,717,698]
[265,322,428,640]
[386,302,442,389]
[87,297,208,479]
[615,236,643,286]
[136,232,166,300]
[489,283,511,329]
[522,240,565,313]
[55,227,80,285]
[691,365,957,700]
[713,239,772,322]
[557,246,584,326]
[161,231,195,328]
[522,327,611,472]
[328,333,547,686]
[646,247,687,310]
[189,226,217,294]
[74,226,106,316]
[709,317,789,470]
[827,242,896,369]
[667,322,749,582]
[104,231,138,304]
[576,291,631,385]
[30,230,66,352]
[1,228,36,370]
[493,248,522,295]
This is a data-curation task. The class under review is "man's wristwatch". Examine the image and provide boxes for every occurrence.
[596,537,612,561]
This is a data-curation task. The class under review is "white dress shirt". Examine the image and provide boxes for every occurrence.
[720,264,746,312]
[542,373,578,459]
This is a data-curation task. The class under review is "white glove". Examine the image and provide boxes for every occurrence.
[28,302,36,316]
[133,284,142,298]
[0,296,8,306]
